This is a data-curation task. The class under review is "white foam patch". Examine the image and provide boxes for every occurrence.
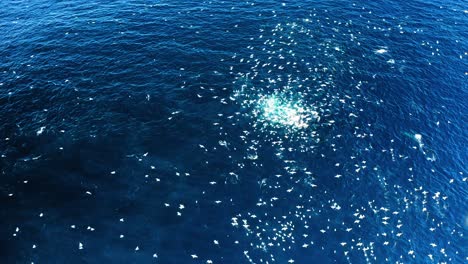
[375,48,388,54]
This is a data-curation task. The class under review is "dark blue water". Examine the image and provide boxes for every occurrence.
[1,0,467,263]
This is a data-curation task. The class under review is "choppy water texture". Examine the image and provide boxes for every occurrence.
[1,0,467,263]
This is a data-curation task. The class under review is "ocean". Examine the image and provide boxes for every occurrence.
[0,0,467,263]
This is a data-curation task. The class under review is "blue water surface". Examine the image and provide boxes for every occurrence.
[0,0,467,263]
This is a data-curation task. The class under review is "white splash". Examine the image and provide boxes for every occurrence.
[375,48,388,54]
[36,126,46,136]
[257,95,318,129]
[414,133,423,147]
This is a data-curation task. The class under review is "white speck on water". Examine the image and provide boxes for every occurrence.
[375,48,388,54]
[36,126,46,136]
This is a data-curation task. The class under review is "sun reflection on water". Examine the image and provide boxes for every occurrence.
[255,94,318,129]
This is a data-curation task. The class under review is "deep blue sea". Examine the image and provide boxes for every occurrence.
[0,0,467,263]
